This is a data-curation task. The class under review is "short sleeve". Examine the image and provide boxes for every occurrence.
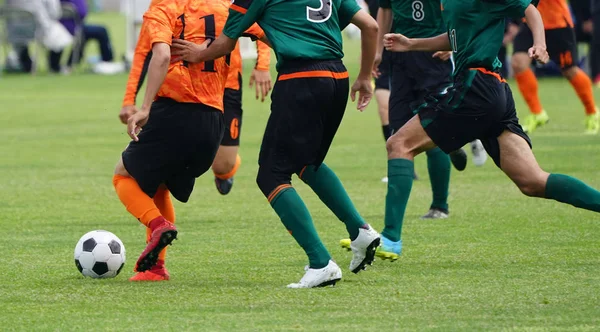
[485,0,531,20]
[379,0,391,9]
[143,4,176,45]
[223,0,267,39]
[338,0,362,29]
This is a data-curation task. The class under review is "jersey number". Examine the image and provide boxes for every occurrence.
[449,29,457,53]
[177,14,216,72]
[307,0,332,23]
[412,1,424,21]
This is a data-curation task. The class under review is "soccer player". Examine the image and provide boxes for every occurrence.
[112,0,265,281]
[120,0,271,282]
[120,1,272,197]
[171,0,381,288]
[382,0,600,260]
[511,0,600,134]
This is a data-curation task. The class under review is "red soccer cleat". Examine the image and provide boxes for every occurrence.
[129,268,170,281]
[135,217,177,272]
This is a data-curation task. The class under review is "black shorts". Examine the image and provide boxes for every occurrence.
[122,98,224,202]
[389,51,453,131]
[513,24,578,70]
[374,49,392,90]
[259,59,349,177]
[222,86,243,146]
[417,69,532,168]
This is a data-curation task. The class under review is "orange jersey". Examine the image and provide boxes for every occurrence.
[225,40,271,90]
[538,0,573,29]
[122,0,264,110]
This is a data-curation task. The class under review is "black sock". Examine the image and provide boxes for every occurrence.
[382,125,391,141]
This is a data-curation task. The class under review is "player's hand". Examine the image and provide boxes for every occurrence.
[372,52,382,78]
[351,78,373,111]
[383,33,412,52]
[528,44,549,64]
[119,105,135,124]
[432,51,452,61]
[171,39,211,63]
[127,108,150,142]
[249,69,272,102]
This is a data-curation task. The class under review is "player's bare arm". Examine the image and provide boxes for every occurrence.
[374,7,392,77]
[384,32,451,52]
[171,36,234,63]
[350,9,378,111]
[127,42,171,142]
[524,4,549,64]
[250,41,272,102]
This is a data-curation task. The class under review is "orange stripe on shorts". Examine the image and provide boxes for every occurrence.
[471,67,506,83]
[278,70,349,81]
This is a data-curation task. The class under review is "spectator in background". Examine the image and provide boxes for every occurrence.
[52,0,117,73]
[5,0,72,73]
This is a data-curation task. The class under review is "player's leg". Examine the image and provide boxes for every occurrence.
[296,72,379,274]
[497,131,600,210]
[511,24,548,133]
[213,87,243,194]
[412,51,454,219]
[550,28,600,134]
[130,185,175,281]
[256,73,340,288]
[381,115,437,259]
[376,89,391,141]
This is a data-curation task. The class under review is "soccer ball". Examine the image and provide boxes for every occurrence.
[74,230,126,278]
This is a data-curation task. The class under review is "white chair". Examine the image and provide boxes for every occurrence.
[0,6,40,74]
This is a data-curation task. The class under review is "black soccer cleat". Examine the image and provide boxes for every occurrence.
[215,177,234,195]
[449,148,467,171]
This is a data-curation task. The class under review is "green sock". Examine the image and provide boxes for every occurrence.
[270,187,331,268]
[426,148,450,211]
[545,174,600,212]
[382,158,414,242]
[300,163,367,240]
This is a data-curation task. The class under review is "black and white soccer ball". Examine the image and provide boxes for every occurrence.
[74,230,126,278]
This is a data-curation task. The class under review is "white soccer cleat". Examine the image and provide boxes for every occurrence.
[381,176,388,183]
[287,260,342,289]
[470,139,488,167]
[349,226,381,274]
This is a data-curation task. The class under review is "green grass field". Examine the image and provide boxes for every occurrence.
[2,13,600,331]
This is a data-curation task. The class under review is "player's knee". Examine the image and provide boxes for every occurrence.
[256,166,291,198]
[561,66,578,80]
[114,158,130,177]
[511,53,530,73]
[515,177,546,198]
[386,133,413,159]
[212,157,236,175]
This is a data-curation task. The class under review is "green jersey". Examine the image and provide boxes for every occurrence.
[441,0,531,76]
[379,0,445,38]
[223,0,361,70]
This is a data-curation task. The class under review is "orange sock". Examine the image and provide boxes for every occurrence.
[214,155,241,180]
[147,186,176,263]
[515,69,543,115]
[568,69,597,115]
[112,174,161,227]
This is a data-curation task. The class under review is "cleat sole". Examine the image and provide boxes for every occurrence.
[351,237,381,274]
[376,250,399,262]
[136,230,177,272]
[315,278,341,288]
